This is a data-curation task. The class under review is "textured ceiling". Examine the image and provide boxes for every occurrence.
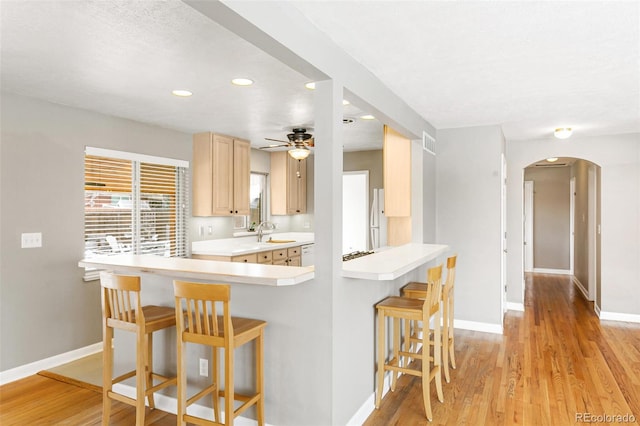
[1,1,638,148]
[293,1,640,141]
[0,0,382,151]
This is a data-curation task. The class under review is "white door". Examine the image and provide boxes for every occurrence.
[524,181,534,272]
[501,154,507,316]
[570,177,575,275]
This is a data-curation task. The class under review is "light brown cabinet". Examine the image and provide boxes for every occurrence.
[192,246,302,266]
[271,152,307,215]
[383,125,412,246]
[193,132,250,216]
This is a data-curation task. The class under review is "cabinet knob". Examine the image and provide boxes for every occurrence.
[244,259,248,262]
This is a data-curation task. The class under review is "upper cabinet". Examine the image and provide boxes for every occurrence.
[383,125,412,246]
[193,132,250,216]
[271,151,307,215]
[383,125,411,216]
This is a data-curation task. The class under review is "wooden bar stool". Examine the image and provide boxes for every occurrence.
[100,272,177,426]
[173,280,267,426]
[403,255,458,383]
[375,264,444,421]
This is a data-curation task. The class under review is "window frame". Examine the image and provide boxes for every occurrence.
[83,147,189,280]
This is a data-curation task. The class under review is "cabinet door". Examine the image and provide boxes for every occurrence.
[287,157,307,214]
[192,133,214,216]
[383,125,411,217]
[287,256,301,267]
[212,134,234,215]
[233,138,251,215]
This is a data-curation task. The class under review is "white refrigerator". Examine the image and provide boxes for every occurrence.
[370,188,387,250]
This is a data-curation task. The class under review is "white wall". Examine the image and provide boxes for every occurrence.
[436,125,505,328]
[506,134,640,317]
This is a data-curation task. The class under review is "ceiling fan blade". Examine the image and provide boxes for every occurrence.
[264,137,289,144]
[305,138,315,147]
[259,144,291,150]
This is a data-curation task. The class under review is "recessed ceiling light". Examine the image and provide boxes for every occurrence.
[342,99,350,105]
[546,157,559,163]
[360,114,375,120]
[231,78,254,86]
[171,89,192,97]
[554,127,572,139]
[304,82,316,90]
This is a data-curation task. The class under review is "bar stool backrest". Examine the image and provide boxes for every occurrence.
[100,272,143,328]
[422,264,443,323]
[173,281,233,346]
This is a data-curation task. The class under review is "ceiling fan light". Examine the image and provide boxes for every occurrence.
[546,157,559,162]
[554,127,572,139]
[288,147,310,160]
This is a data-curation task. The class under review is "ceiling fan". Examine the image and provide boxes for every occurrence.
[260,128,314,160]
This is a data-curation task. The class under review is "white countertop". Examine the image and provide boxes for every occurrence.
[341,243,450,280]
[79,254,314,286]
[192,232,314,257]
[79,241,449,286]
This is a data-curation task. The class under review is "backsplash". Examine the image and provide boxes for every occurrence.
[189,214,314,242]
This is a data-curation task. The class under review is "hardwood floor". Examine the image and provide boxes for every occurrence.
[364,273,640,425]
[1,273,638,425]
[0,375,176,425]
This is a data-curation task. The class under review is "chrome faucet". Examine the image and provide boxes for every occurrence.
[256,221,275,242]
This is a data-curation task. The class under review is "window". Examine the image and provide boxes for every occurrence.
[84,147,188,278]
[249,172,267,228]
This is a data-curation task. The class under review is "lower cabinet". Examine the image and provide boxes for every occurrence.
[193,246,302,266]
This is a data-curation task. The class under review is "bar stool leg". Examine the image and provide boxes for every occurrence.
[177,336,187,426]
[146,333,156,409]
[135,329,146,426]
[391,317,400,391]
[212,347,220,422]
[375,311,385,409]
[442,301,451,383]
[225,347,235,425]
[256,331,265,426]
[434,319,444,403]
[102,325,113,426]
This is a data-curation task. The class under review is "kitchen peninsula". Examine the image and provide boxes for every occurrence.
[79,243,449,284]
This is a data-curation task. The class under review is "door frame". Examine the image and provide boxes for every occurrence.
[523,180,534,273]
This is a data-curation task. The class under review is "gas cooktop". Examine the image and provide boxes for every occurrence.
[342,250,375,262]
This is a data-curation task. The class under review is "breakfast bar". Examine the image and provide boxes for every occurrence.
[78,242,451,425]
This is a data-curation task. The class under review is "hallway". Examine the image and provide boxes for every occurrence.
[364,273,640,425]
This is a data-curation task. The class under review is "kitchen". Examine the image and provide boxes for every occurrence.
[1,2,446,425]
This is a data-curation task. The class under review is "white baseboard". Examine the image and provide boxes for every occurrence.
[572,276,590,301]
[506,302,525,312]
[454,319,503,334]
[113,383,274,426]
[533,268,572,275]
[599,311,640,323]
[346,370,394,425]
[0,342,102,386]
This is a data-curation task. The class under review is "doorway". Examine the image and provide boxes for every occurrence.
[522,158,601,312]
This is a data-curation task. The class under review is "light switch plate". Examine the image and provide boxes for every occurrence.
[21,232,42,248]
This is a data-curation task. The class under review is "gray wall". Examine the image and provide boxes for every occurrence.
[343,149,383,205]
[0,92,191,371]
[436,125,505,326]
[523,166,571,270]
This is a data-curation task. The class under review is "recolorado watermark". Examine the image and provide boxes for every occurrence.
[576,413,636,423]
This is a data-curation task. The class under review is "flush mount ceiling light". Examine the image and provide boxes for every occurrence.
[360,114,375,120]
[546,157,559,162]
[554,127,572,139]
[342,99,350,105]
[288,147,310,160]
[231,78,254,86]
[304,82,316,90]
[171,89,192,97]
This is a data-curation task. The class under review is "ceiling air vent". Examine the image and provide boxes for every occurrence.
[422,131,436,155]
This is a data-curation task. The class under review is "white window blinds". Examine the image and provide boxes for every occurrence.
[84,147,189,278]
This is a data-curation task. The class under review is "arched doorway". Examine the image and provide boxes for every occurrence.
[522,157,601,310]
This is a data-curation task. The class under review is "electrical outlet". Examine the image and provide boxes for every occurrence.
[21,232,42,248]
[199,358,208,377]
[207,226,213,235]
